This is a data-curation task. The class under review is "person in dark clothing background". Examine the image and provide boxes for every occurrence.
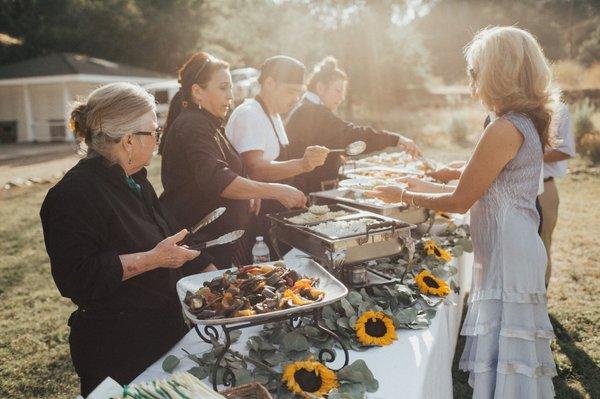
[160,52,306,269]
[285,56,421,194]
[40,82,214,396]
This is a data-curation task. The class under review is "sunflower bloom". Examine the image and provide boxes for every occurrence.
[354,311,397,346]
[415,270,451,296]
[282,358,339,397]
[424,240,452,262]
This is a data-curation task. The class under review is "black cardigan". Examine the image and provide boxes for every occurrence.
[40,155,211,312]
[285,99,399,194]
[160,107,250,268]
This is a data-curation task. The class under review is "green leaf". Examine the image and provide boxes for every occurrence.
[232,368,253,385]
[452,245,464,257]
[187,366,209,381]
[340,298,356,318]
[395,308,419,324]
[456,237,473,252]
[161,355,180,373]
[338,382,367,399]
[336,317,350,330]
[281,331,309,353]
[337,359,379,392]
[229,330,242,343]
[263,351,286,366]
[347,291,363,307]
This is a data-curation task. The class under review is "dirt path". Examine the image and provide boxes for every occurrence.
[0,150,81,187]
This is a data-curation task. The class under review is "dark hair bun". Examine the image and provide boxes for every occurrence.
[69,103,90,142]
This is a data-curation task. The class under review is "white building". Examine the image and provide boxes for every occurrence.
[0,53,172,143]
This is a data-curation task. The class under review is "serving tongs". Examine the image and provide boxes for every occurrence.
[187,230,245,250]
[178,207,226,246]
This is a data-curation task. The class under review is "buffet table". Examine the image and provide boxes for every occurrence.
[133,248,473,399]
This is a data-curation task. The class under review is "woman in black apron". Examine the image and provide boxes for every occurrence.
[286,56,420,195]
[160,52,306,268]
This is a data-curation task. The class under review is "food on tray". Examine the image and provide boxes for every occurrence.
[309,217,381,237]
[184,262,324,320]
[339,178,404,191]
[286,205,349,224]
[349,169,408,179]
[308,204,330,214]
[356,152,433,172]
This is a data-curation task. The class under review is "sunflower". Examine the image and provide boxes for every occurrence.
[282,358,339,398]
[354,311,397,346]
[415,270,451,296]
[424,240,452,262]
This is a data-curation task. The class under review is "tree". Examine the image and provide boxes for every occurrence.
[0,0,206,73]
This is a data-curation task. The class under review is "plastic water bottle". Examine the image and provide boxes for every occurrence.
[252,236,270,263]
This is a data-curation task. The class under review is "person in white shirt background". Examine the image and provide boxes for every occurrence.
[539,103,576,287]
[226,55,329,186]
[226,55,329,252]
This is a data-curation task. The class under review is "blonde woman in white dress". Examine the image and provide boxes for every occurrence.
[367,26,559,398]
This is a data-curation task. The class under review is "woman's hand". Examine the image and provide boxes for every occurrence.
[150,229,201,269]
[395,134,421,157]
[365,185,407,204]
[249,198,261,215]
[302,145,330,172]
[271,183,307,208]
[202,263,218,273]
[426,163,463,183]
[397,176,439,193]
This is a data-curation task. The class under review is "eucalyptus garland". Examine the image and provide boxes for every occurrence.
[163,223,472,398]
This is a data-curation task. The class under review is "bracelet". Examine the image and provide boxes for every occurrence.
[411,194,419,208]
[399,189,405,204]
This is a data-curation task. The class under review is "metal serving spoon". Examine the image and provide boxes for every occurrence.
[329,140,367,156]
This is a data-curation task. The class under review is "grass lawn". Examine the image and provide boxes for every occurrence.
[0,151,598,398]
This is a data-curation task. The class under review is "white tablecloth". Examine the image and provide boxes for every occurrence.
[134,250,473,399]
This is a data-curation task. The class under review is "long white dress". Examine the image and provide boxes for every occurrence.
[459,112,557,398]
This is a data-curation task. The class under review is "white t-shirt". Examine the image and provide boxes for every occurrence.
[225,99,289,161]
[543,103,576,179]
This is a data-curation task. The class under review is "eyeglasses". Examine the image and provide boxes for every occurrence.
[133,126,163,143]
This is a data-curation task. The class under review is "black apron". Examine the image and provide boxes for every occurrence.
[252,96,292,258]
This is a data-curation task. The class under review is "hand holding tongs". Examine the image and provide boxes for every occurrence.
[178,207,226,246]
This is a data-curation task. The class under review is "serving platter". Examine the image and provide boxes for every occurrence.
[177,258,348,326]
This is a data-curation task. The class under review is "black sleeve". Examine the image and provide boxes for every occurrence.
[155,195,215,272]
[321,108,399,152]
[181,123,239,198]
[40,185,123,304]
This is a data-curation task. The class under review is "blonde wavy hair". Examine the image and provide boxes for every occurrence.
[465,26,560,148]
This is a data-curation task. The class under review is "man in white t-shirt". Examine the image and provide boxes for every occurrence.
[225,55,329,253]
[226,55,329,182]
[539,103,576,287]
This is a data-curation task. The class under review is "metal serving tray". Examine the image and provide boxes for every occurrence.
[268,206,415,266]
[310,188,429,225]
[177,258,348,326]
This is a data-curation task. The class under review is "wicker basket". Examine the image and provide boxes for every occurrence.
[221,382,273,399]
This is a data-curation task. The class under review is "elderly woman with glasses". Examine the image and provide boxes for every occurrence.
[40,82,216,396]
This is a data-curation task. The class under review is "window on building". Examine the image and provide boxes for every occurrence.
[154,90,170,104]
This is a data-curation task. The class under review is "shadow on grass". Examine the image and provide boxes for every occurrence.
[550,313,600,399]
